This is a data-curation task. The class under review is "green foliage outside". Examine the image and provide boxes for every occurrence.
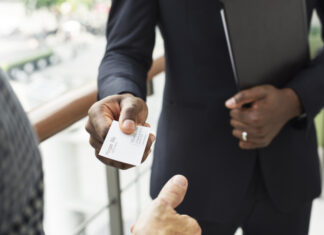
[309,25,324,147]
[315,110,324,147]
[14,3,324,146]
[25,0,95,10]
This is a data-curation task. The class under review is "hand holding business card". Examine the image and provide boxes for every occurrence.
[99,121,152,166]
[86,93,155,169]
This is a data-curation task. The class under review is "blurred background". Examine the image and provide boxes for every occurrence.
[0,0,323,234]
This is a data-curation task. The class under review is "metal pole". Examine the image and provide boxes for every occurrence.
[146,81,154,96]
[135,167,141,217]
[106,166,124,235]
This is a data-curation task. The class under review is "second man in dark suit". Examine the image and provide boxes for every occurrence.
[86,0,324,234]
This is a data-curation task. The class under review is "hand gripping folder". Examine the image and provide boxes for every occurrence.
[220,0,310,90]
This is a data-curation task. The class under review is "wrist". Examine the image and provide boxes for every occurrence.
[281,88,303,120]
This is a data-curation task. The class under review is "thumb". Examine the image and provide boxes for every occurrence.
[225,86,266,109]
[119,96,148,134]
[156,175,188,209]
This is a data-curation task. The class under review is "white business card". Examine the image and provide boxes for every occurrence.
[99,120,151,166]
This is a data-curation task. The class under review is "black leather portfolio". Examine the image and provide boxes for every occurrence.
[220,0,310,90]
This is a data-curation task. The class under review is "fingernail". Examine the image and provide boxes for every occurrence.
[173,175,187,188]
[151,135,156,142]
[123,120,136,130]
[225,98,236,107]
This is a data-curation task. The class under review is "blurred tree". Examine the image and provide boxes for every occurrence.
[25,0,95,10]
[25,0,63,9]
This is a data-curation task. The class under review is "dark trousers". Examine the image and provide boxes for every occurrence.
[199,160,313,235]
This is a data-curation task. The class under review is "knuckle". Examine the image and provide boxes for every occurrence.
[236,92,245,102]
[89,97,116,117]
[132,97,146,110]
[129,101,139,110]
[87,106,94,117]
[88,102,100,116]
[110,94,122,101]
[137,98,148,111]
[89,137,95,146]
[90,138,101,150]
[233,130,240,138]
[85,121,91,133]
[151,202,168,220]
[134,96,144,105]
[230,109,238,118]
[261,85,272,95]
[262,87,268,93]
[154,198,167,208]
[264,85,272,90]
[187,217,200,229]
[124,103,138,116]
[181,214,191,221]
[250,114,262,126]
[153,200,169,215]
[230,119,238,128]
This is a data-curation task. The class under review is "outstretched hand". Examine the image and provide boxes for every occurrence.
[131,175,201,235]
[85,93,155,169]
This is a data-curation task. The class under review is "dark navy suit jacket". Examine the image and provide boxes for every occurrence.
[98,0,323,222]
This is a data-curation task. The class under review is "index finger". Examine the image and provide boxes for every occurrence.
[226,86,267,109]
[88,104,114,141]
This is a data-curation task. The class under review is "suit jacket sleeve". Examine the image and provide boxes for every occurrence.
[286,1,324,130]
[98,0,158,101]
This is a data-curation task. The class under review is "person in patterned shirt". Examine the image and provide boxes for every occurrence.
[0,69,44,235]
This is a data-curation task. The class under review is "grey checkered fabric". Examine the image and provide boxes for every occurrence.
[0,70,44,235]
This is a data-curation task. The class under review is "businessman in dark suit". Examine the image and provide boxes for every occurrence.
[86,0,324,234]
